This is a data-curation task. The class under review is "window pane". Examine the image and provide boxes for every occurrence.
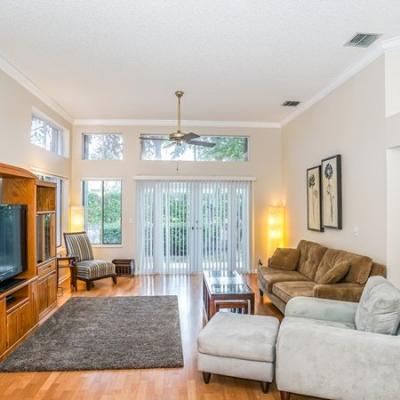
[83,134,123,160]
[84,181,103,244]
[140,135,248,161]
[103,181,122,244]
[30,115,62,155]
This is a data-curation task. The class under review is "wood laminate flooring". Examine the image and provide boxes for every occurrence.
[0,274,317,400]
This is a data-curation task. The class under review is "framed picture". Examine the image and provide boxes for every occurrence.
[321,154,342,229]
[307,165,323,232]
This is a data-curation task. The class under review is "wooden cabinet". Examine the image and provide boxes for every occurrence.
[6,309,19,348]
[0,300,7,355]
[6,299,34,348]
[37,271,57,319]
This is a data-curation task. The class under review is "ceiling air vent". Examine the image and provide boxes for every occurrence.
[282,100,300,107]
[345,33,382,48]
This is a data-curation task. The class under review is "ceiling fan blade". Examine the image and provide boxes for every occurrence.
[164,141,177,148]
[182,132,200,141]
[187,140,216,148]
[139,135,168,141]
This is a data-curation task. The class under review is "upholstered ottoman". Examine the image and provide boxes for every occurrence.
[197,312,280,393]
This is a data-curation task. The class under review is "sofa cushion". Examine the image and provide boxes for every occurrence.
[258,266,310,292]
[76,260,116,280]
[313,282,364,302]
[269,248,300,271]
[316,260,350,284]
[272,281,316,304]
[317,248,373,285]
[355,276,400,335]
[296,240,328,280]
[198,312,280,363]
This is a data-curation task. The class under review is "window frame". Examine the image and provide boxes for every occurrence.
[30,109,68,157]
[82,179,123,246]
[140,134,249,162]
[82,133,124,161]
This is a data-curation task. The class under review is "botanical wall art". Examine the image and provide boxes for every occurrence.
[307,165,323,232]
[321,154,342,229]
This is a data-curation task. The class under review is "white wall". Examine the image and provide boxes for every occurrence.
[282,57,387,263]
[385,47,400,118]
[71,125,282,268]
[387,147,400,287]
[0,69,71,177]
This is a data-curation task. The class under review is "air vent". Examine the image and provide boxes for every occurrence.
[282,100,300,107]
[345,33,382,48]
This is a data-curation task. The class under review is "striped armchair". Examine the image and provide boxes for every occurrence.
[64,232,117,290]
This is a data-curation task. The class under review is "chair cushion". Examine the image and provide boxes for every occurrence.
[76,260,116,280]
[64,232,94,262]
[317,249,373,285]
[315,260,350,284]
[269,248,300,271]
[355,276,400,335]
[198,312,279,363]
[258,266,310,292]
[272,281,316,304]
[296,240,327,280]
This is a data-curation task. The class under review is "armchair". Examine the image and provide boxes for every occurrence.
[64,232,117,290]
[276,296,400,400]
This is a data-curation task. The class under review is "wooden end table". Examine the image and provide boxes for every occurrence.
[56,256,78,292]
[203,271,255,320]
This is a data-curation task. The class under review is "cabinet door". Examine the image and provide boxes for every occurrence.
[47,272,57,309]
[0,300,6,355]
[37,276,49,317]
[18,301,33,338]
[6,310,19,348]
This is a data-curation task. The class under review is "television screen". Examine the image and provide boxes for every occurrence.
[0,205,27,283]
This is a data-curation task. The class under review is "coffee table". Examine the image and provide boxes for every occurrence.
[203,270,255,320]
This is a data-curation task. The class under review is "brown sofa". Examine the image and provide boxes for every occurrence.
[257,240,386,313]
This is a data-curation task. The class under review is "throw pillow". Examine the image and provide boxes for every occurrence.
[355,276,400,335]
[317,261,350,284]
[269,248,300,271]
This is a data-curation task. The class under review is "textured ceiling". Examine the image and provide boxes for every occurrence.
[0,0,400,122]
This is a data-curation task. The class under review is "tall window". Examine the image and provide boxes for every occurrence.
[141,135,248,161]
[83,133,123,160]
[83,180,122,245]
[36,174,65,247]
[30,114,65,156]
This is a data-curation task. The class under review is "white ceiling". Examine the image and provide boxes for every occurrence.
[1,0,400,123]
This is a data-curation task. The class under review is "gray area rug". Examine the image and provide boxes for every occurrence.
[0,296,184,372]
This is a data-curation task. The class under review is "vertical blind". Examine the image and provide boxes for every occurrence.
[137,180,250,274]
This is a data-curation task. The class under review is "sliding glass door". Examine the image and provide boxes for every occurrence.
[137,180,250,274]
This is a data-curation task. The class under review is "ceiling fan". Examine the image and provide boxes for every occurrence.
[139,91,216,148]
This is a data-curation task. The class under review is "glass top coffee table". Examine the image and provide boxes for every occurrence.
[203,270,255,320]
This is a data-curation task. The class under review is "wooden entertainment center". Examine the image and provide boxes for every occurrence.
[0,163,57,360]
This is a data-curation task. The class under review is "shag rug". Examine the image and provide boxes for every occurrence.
[0,296,184,372]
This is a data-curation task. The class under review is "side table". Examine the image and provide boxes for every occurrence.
[112,259,135,276]
[56,256,78,293]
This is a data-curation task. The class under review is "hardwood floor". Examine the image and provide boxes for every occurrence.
[0,274,316,400]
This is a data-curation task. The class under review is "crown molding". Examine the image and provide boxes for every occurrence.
[73,118,281,129]
[0,54,73,124]
[281,36,400,127]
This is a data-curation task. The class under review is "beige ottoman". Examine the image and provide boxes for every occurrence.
[197,312,280,393]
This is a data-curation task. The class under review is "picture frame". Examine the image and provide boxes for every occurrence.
[321,154,342,229]
[306,165,323,232]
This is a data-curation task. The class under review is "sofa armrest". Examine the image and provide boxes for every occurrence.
[276,318,400,399]
[314,282,364,302]
[285,296,357,324]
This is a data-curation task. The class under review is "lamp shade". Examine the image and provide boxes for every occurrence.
[70,206,84,232]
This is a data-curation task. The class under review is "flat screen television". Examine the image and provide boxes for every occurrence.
[0,205,27,283]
